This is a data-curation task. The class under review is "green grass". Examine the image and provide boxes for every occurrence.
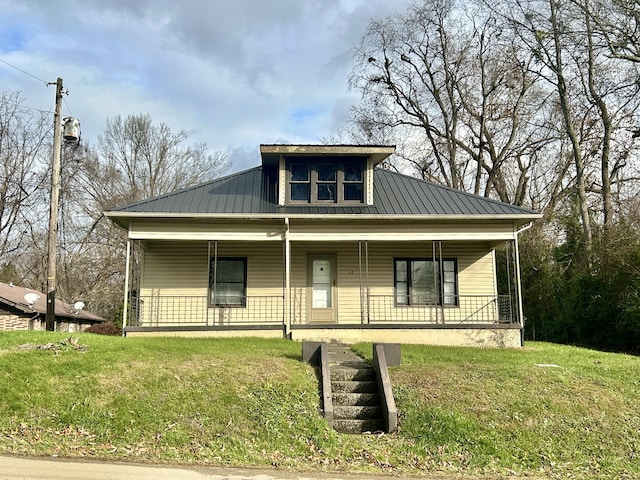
[1,333,638,479]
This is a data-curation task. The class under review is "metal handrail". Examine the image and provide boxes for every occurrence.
[367,294,517,324]
[127,293,517,327]
[129,294,284,327]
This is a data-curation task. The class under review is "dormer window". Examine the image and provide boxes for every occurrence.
[290,163,310,201]
[286,156,364,204]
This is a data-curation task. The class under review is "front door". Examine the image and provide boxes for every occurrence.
[308,255,337,323]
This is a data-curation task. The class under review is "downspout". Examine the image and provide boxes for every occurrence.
[122,239,131,336]
[514,222,532,346]
[284,217,291,339]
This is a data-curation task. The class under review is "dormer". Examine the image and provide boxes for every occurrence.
[260,144,395,206]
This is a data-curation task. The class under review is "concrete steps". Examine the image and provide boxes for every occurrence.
[327,344,385,434]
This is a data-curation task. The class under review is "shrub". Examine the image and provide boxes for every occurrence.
[84,322,122,336]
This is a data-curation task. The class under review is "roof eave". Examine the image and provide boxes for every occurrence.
[260,144,396,167]
[104,211,542,223]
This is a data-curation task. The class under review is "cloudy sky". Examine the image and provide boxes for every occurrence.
[0,0,410,172]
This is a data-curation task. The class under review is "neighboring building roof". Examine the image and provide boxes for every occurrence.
[106,166,539,221]
[0,282,106,323]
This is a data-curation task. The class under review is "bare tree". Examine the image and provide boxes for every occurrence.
[494,0,640,247]
[54,113,230,320]
[0,91,49,260]
[587,0,640,63]
[92,113,230,208]
[349,0,556,207]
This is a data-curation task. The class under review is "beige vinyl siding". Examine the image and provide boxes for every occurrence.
[139,241,284,327]
[288,241,496,325]
[363,242,497,324]
[137,239,498,327]
[128,218,518,242]
[130,219,286,241]
[362,241,495,293]
[141,241,209,294]
[287,220,517,241]
[139,241,208,327]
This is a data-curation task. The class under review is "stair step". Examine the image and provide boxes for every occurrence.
[333,419,386,434]
[334,405,383,419]
[332,392,380,406]
[331,380,378,393]
[330,366,376,382]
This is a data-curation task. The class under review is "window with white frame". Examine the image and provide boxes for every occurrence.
[209,257,247,307]
[394,258,457,306]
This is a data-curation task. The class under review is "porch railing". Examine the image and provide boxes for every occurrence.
[128,295,284,327]
[127,293,516,328]
[367,294,517,325]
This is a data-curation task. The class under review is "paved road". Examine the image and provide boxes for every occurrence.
[0,455,455,480]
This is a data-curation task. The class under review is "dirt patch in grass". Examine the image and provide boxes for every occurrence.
[16,337,87,352]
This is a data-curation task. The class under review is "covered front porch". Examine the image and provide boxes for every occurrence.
[122,224,526,346]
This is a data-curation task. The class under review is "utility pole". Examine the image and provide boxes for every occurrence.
[46,77,63,331]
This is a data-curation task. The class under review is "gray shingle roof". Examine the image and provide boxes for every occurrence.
[108,166,538,217]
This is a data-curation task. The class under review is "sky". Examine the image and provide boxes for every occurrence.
[0,0,411,173]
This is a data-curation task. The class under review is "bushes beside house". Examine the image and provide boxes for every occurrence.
[521,220,640,354]
[84,322,122,336]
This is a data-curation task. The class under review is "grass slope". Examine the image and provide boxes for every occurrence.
[0,332,638,479]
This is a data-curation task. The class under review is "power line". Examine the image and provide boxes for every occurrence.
[63,97,73,117]
[0,57,76,118]
[18,104,54,115]
[0,57,48,85]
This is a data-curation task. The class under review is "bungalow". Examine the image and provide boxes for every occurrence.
[105,145,541,347]
[0,281,106,332]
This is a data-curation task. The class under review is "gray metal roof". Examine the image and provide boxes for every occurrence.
[108,166,538,218]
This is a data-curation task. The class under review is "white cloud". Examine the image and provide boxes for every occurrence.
[0,0,411,172]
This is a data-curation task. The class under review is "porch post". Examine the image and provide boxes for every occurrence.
[121,239,131,335]
[432,240,444,324]
[438,240,444,324]
[213,240,218,325]
[365,240,370,323]
[284,218,291,338]
[206,241,211,327]
[514,228,527,344]
[358,241,364,324]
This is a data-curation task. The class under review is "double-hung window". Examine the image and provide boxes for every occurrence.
[343,162,364,201]
[290,163,310,202]
[287,157,364,204]
[394,258,457,306]
[209,257,247,307]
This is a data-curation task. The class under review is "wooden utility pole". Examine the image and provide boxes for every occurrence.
[46,77,63,331]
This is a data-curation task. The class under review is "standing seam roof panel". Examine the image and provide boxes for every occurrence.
[108,166,539,217]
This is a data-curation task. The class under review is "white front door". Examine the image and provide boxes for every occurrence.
[308,255,336,323]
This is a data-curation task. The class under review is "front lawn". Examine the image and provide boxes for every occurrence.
[0,332,637,479]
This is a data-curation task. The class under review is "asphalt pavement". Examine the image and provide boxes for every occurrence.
[0,455,455,480]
